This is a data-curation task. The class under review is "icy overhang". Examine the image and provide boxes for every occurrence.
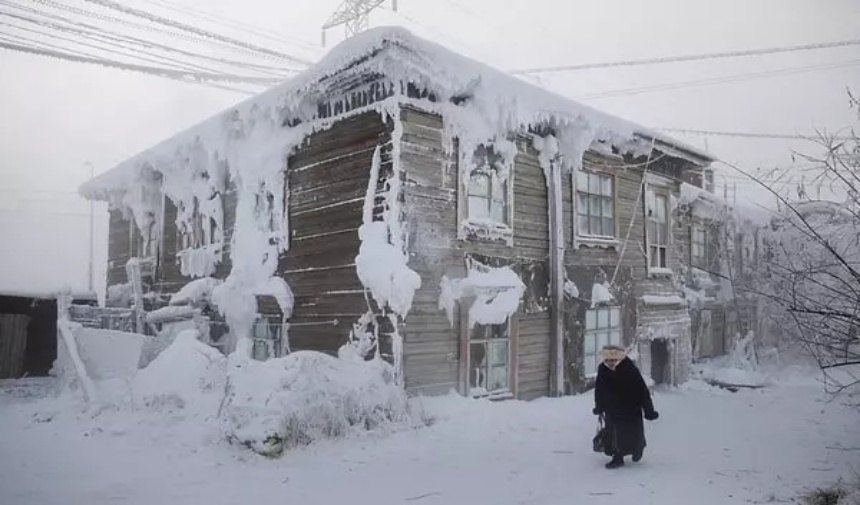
[79,26,715,200]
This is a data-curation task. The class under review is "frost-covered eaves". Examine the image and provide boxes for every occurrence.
[80,26,713,199]
[636,133,716,167]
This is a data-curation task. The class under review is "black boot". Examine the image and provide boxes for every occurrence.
[632,449,643,462]
[605,455,624,469]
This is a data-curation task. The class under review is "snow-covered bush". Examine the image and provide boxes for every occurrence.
[131,330,226,415]
[220,351,411,456]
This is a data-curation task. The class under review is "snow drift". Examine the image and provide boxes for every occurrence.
[131,330,227,415]
[220,351,411,456]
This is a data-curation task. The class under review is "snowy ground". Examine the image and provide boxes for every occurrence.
[1,371,858,505]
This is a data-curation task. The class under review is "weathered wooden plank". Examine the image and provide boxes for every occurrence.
[289,112,390,167]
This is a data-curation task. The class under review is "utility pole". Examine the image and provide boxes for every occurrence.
[321,0,396,46]
[85,162,94,294]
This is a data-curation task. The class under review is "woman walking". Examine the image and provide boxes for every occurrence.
[593,345,659,469]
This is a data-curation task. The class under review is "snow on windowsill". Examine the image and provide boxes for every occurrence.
[641,295,684,307]
[459,219,514,245]
[647,267,673,278]
[575,235,620,250]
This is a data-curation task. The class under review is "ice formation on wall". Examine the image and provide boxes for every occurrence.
[438,264,525,329]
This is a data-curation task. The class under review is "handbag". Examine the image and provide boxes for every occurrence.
[592,413,612,455]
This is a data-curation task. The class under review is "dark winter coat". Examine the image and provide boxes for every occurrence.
[594,358,656,457]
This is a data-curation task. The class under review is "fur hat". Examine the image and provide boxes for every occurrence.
[600,345,627,363]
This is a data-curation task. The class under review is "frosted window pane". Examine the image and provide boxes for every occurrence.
[589,174,601,194]
[590,216,600,235]
[469,174,490,196]
[610,308,620,327]
[585,334,596,354]
[488,365,508,392]
[586,309,597,329]
[597,331,609,350]
[489,340,508,366]
[578,215,590,234]
[610,330,621,345]
[602,198,613,218]
[590,195,602,217]
[490,200,505,223]
[469,196,489,219]
[598,308,609,328]
[577,195,589,215]
[576,170,589,191]
[602,218,614,237]
[601,175,612,196]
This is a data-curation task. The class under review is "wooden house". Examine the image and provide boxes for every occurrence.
[81,27,717,399]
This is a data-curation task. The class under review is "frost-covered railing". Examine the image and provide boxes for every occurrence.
[56,319,97,402]
[68,305,149,335]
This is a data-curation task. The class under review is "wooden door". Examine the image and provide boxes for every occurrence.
[0,313,30,378]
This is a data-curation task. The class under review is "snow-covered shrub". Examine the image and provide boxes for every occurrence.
[131,330,226,415]
[221,351,410,456]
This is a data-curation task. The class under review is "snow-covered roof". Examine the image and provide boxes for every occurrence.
[80,27,713,199]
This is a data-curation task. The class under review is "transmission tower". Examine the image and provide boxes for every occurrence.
[321,0,397,46]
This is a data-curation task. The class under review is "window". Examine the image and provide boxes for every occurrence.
[583,306,621,377]
[576,170,615,238]
[469,321,511,396]
[647,192,669,269]
[177,196,220,251]
[691,224,707,269]
[255,188,283,246]
[464,144,510,227]
[251,316,284,361]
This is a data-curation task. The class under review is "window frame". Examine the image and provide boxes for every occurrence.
[251,315,285,361]
[458,142,515,244]
[645,184,671,272]
[583,306,622,378]
[691,223,708,270]
[176,195,223,252]
[575,169,617,240]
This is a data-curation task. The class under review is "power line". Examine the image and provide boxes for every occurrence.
[576,59,860,100]
[139,0,320,53]
[1,2,298,75]
[511,38,860,74]
[0,41,275,88]
[80,0,312,65]
[656,128,855,141]
[28,0,299,64]
[1,16,240,76]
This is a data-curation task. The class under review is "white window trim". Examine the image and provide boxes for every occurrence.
[645,181,672,276]
[583,306,622,379]
[572,169,621,249]
[457,143,515,246]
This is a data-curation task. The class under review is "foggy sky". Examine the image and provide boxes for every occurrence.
[1,0,858,297]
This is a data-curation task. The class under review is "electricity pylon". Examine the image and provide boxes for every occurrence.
[321,0,397,46]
